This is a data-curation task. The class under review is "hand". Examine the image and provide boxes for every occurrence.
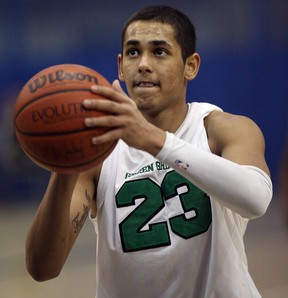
[83,80,165,156]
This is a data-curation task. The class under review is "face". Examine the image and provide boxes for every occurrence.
[118,21,198,115]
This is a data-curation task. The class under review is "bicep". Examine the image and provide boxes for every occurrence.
[68,170,96,246]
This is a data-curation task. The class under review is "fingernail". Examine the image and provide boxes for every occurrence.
[84,118,93,126]
[92,137,99,144]
[83,99,92,107]
[91,85,99,91]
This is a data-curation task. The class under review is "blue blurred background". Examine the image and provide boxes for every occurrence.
[0,0,287,200]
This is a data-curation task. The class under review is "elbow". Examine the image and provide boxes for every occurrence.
[243,201,270,220]
[27,264,61,282]
[242,189,273,220]
[219,186,273,219]
[26,254,62,282]
[28,268,61,283]
[242,171,273,220]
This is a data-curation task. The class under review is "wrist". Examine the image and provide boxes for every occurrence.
[50,172,79,192]
[144,126,167,156]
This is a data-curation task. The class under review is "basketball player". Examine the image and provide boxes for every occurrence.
[25,5,273,297]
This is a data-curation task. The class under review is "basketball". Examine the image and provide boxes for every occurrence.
[14,64,116,173]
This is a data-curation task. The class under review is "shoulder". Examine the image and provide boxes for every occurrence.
[205,110,265,155]
[206,110,259,130]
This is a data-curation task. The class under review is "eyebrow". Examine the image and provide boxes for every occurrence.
[125,39,172,48]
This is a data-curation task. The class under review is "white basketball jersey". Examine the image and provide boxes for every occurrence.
[90,102,261,298]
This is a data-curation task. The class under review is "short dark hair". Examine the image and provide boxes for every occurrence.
[121,5,197,62]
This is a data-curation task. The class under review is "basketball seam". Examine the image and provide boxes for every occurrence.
[14,126,99,137]
[23,140,116,169]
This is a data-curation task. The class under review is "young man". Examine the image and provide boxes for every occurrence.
[26,5,273,297]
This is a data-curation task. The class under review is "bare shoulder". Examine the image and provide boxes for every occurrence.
[206,110,263,139]
[205,110,270,174]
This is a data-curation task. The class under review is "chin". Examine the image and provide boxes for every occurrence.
[136,99,155,112]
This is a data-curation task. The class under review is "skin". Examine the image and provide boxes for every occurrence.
[25,20,270,281]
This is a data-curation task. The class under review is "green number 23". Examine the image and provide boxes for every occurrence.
[116,171,212,252]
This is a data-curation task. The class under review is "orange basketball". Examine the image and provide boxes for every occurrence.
[14,64,116,173]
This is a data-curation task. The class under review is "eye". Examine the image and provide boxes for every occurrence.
[127,49,140,57]
[154,48,167,57]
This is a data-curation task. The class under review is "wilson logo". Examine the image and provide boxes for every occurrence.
[28,69,99,93]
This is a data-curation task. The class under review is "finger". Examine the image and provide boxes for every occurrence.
[83,98,131,117]
[83,98,113,110]
[91,128,122,145]
[90,83,131,104]
[84,114,120,128]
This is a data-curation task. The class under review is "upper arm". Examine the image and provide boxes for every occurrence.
[206,110,270,176]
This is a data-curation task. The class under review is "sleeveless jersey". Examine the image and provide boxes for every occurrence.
[90,102,261,298]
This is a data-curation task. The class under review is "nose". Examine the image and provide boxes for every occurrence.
[138,55,152,73]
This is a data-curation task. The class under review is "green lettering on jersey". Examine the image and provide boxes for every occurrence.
[116,170,212,252]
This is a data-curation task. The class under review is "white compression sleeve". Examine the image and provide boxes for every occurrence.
[156,132,273,219]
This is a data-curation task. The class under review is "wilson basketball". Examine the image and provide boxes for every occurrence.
[14,64,116,173]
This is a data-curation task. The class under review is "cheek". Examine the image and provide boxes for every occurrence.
[124,65,138,81]
[162,67,185,90]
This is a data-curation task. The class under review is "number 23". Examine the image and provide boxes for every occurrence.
[116,171,212,252]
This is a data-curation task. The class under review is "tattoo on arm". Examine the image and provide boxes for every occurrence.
[72,189,93,234]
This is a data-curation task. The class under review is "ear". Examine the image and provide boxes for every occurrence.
[117,54,125,81]
[184,53,201,81]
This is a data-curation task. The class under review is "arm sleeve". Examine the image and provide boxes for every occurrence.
[156,132,273,219]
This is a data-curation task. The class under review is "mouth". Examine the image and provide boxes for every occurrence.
[133,80,159,88]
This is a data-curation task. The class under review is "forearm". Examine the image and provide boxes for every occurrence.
[156,132,273,219]
[26,173,79,281]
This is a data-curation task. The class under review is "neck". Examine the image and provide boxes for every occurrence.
[142,103,189,133]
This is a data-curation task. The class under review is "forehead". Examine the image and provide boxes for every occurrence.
[123,21,177,46]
